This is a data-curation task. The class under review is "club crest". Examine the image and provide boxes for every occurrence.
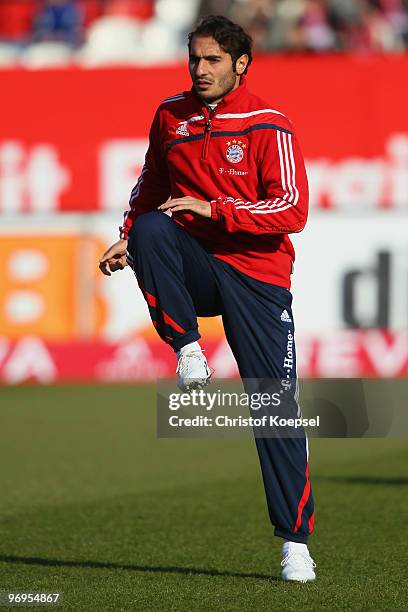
[226,139,246,164]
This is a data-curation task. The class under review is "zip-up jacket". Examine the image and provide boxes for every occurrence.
[120,77,309,288]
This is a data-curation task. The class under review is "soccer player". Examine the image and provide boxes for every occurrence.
[99,15,316,582]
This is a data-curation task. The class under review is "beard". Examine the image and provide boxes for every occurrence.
[194,71,238,104]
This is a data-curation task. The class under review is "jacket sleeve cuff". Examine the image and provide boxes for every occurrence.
[210,198,222,221]
[119,226,129,240]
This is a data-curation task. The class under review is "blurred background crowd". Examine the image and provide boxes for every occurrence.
[0,0,408,67]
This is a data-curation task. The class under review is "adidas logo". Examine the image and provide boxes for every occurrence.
[176,121,189,136]
[280,309,292,323]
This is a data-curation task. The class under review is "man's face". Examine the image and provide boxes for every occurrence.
[189,35,241,104]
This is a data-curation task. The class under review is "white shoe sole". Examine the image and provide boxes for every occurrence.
[281,571,316,582]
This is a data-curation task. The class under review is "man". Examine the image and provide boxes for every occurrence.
[99,15,316,582]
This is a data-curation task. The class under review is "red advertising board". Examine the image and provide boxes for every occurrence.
[0,332,407,384]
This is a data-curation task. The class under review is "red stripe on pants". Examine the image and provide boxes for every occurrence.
[294,463,311,533]
[140,284,186,335]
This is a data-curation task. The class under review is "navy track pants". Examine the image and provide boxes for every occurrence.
[127,211,314,544]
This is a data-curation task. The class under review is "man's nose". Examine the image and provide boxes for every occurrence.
[195,59,208,76]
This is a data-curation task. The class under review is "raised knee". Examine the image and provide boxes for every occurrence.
[129,211,172,244]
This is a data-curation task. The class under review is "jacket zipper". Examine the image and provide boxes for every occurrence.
[201,112,213,160]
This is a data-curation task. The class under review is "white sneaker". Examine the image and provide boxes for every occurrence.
[176,350,212,391]
[281,545,316,582]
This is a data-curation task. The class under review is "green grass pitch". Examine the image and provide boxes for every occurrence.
[0,385,407,611]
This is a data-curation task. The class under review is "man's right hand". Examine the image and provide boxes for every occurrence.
[99,239,128,276]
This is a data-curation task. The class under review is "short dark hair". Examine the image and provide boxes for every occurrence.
[188,15,253,75]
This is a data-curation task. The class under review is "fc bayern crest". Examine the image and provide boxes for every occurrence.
[226,139,246,164]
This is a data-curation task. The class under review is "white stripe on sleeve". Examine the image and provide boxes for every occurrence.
[277,131,287,192]
[282,132,294,203]
[288,133,300,206]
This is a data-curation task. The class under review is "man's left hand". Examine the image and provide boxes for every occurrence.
[158,197,211,218]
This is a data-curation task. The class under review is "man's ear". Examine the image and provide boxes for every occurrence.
[236,54,249,75]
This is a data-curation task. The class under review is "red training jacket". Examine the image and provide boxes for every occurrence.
[120,76,309,288]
